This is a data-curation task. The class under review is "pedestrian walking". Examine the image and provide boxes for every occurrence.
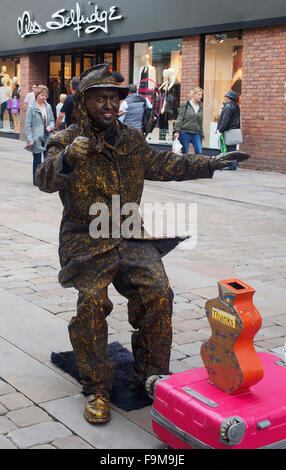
[118,84,152,132]
[24,84,37,109]
[217,90,242,170]
[56,77,80,130]
[35,64,249,425]
[25,85,55,185]
[56,93,67,130]
[173,87,204,154]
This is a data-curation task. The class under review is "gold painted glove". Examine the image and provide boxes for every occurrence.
[64,136,92,167]
[209,151,250,171]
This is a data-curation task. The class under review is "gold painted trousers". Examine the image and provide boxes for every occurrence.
[68,239,174,395]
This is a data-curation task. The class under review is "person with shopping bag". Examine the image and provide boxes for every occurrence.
[217,90,242,170]
[173,87,204,155]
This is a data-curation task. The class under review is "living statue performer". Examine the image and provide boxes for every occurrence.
[35,64,250,424]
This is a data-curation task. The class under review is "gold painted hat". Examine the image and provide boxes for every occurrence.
[78,63,129,100]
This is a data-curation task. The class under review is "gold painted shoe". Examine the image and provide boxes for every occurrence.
[84,393,110,424]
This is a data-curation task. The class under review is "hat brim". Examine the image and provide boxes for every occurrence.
[83,84,129,100]
[225,93,237,100]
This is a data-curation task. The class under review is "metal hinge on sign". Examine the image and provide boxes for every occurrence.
[182,387,218,408]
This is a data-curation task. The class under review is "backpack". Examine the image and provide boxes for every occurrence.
[142,100,159,134]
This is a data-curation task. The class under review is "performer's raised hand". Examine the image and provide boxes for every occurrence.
[209,151,250,171]
[64,136,92,167]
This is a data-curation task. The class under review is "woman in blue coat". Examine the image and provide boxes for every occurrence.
[25,85,55,185]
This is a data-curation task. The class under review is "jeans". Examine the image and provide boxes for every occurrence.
[33,152,47,185]
[225,144,238,169]
[0,102,14,128]
[179,132,202,155]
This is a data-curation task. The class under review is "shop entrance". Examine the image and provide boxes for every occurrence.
[48,49,119,115]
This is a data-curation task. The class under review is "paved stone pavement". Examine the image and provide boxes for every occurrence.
[0,137,285,449]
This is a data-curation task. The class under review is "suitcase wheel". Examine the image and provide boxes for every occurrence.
[220,416,246,446]
[145,375,169,400]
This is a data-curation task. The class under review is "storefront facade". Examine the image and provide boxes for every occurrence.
[1,0,286,172]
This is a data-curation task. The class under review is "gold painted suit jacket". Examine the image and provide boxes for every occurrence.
[36,121,213,287]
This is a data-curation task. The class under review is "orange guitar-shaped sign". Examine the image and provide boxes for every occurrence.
[201,279,264,394]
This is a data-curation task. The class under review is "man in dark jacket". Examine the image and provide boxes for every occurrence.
[55,77,80,130]
[217,90,241,170]
[35,64,249,425]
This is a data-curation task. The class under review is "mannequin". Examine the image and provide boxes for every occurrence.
[8,77,20,132]
[159,68,180,140]
[0,76,13,130]
[0,65,10,87]
[138,54,156,99]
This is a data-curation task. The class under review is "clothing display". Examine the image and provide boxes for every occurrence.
[138,65,156,89]
[0,79,13,129]
[7,99,20,114]
[137,55,156,100]
[0,66,9,88]
[159,69,180,140]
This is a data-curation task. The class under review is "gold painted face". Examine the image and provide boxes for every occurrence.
[85,88,120,129]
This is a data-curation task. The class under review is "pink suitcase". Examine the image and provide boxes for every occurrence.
[149,353,286,449]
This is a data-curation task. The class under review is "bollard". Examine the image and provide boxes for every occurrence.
[201,279,264,394]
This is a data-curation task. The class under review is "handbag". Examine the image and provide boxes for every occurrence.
[39,111,51,148]
[224,128,243,146]
[224,106,243,145]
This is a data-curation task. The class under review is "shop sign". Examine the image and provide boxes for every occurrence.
[17,2,123,39]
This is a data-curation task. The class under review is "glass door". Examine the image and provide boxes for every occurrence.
[83,54,95,70]
[64,55,72,95]
[48,55,62,115]
[48,49,120,115]
[48,54,73,115]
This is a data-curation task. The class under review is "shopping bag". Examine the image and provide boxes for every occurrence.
[172,137,182,154]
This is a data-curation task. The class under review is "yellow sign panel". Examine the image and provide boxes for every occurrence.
[212,307,236,329]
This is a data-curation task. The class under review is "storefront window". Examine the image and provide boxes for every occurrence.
[0,57,20,134]
[49,54,73,116]
[133,39,182,143]
[83,54,95,70]
[64,55,72,95]
[48,50,119,117]
[48,55,62,116]
[203,32,243,148]
[103,52,114,70]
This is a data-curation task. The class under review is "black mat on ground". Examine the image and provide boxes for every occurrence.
[51,342,153,411]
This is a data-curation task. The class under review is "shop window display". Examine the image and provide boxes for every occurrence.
[133,39,182,143]
[48,54,73,117]
[0,58,21,134]
[203,32,243,149]
[48,55,62,117]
